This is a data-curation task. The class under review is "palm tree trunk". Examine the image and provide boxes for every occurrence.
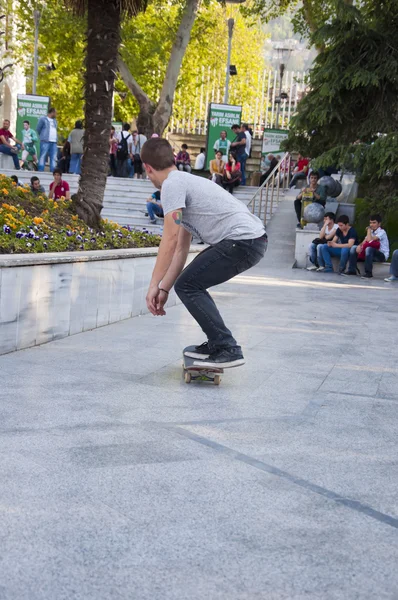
[74,0,121,227]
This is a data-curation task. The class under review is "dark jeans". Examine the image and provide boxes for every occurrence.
[0,145,20,169]
[109,154,117,177]
[117,158,128,178]
[174,234,267,353]
[390,250,398,277]
[238,153,248,185]
[222,179,240,194]
[348,245,386,275]
[289,171,307,188]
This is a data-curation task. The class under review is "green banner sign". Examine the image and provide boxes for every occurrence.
[16,94,50,159]
[205,103,242,169]
[261,128,288,157]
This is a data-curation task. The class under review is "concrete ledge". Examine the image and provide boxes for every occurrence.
[0,246,202,355]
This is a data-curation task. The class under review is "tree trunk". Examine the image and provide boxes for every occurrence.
[74,0,121,227]
[118,0,200,137]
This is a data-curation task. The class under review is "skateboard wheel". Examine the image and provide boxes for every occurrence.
[185,372,192,384]
[214,375,221,386]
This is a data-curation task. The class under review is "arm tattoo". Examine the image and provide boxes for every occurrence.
[172,210,182,225]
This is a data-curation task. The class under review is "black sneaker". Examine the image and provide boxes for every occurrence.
[193,348,245,369]
[184,342,211,359]
[345,271,357,276]
[361,273,373,279]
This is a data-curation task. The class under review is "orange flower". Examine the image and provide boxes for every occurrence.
[71,215,78,221]
[2,203,10,209]
[53,202,58,208]
[42,209,49,215]
[2,189,9,195]
[19,209,26,216]
[33,217,43,225]
[11,181,17,186]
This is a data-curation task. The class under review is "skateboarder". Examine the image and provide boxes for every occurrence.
[142,138,267,369]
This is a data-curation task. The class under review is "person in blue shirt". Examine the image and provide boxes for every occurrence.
[317,215,358,273]
[146,190,163,224]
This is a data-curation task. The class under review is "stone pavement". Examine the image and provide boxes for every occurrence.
[1,198,397,599]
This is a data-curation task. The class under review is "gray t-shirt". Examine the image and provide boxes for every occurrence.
[160,170,265,245]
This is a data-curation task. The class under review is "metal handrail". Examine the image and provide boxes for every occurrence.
[247,152,291,226]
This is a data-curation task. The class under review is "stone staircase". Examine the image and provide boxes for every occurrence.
[0,168,267,234]
[167,133,262,184]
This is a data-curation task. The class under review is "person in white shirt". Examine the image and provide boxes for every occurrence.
[307,212,339,270]
[194,147,206,170]
[347,214,390,278]
[242,123,252,158]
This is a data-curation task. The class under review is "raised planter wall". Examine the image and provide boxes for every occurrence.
[0,247,200,356]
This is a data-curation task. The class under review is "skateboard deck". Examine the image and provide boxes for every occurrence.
[183,346,223,385]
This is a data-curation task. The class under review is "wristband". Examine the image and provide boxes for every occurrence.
[159,288,169,295]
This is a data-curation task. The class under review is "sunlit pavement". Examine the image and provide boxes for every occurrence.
[1,198,397,599]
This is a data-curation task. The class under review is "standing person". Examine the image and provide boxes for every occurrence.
[68,120,85,175]
[37,107,58,172]
[30,176,45,196]
[109,126,118,177]
[116,123,132,178]
[289,153,309,188]
[131,130,147,179]
[346,214,390,278]
[176,144,192,173]
[21,120,38,169]
[142,138,267,368]
[242,123,252,158]
[385,250,398,282]
[213,130,231,164]
[49,168,71,200]
[317,215,358,273]
[222,151,241,194]
[0,119,23,170]
[58,139,71,174]
[209,150,225,184]
[230,124,248,185]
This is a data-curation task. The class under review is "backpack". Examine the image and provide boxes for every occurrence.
[117,133,131,160]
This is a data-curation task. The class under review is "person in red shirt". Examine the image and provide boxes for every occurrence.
[222,151,242,194]
[0,119,23,170]
[289,153,310,188]
[176,144,192,173]
[49,168,71,200]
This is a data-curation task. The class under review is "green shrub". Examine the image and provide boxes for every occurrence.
[0,174,161,254]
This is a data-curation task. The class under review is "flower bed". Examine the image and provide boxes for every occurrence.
[0,174,161,254]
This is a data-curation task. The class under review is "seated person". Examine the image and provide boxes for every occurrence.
[49,168,71,200]
[0,119,23,170]
[346,214,389,278]
[317,215,358,273]
[209,150,225,184]
[385,249,398,282]
[289,153,309,188]
[260,154,278,186]
[294,171,326,228]
[222,151,241,194]
[146,190,163,224]
[194,147,206,170]
[30,175,45,196]
[10,175,22,187]
[306,212,338,270]
[176,144,191,173]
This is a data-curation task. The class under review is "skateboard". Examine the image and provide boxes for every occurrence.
[183,346,223,386]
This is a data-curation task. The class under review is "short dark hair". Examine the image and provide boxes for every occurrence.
[53,168,62,176]
[337,215,349,225]
[200,147,206,153]
[310,171,319,179]
[141,138,176,170]
[23,120,30,126]
[111,126,115,132]
[325,212,336,220]
[75,120,83,129]
[231,124,240,131]
[370,213,382,223]
[181,144,188,150]
[10,175,18,184]
[215,149,223,156]
[31,176,40,185]
[242,123,249,130]
[48,107,56,115]
[122,122,130,131]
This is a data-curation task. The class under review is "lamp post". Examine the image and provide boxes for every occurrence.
[32,9,41,94]
[275,44,292,129]
[218,0,246,105]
